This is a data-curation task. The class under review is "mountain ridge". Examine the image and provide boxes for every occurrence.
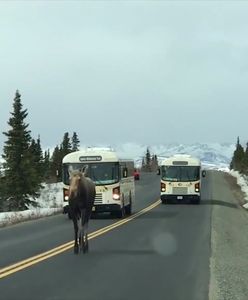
[113,142,235,169]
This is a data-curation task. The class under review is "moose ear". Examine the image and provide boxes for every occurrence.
[81,165,88,176]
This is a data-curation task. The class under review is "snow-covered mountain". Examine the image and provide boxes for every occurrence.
[0,143,235,171]
[113,142,235,169]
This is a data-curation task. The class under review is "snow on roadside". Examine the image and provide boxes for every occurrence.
[0,182,64,227]
[35,182,63,209]
[1,169,248,227]
[229,170,248,206]
[0,208,62,227]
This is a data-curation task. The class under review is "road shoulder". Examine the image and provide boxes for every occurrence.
[209,172,248,300]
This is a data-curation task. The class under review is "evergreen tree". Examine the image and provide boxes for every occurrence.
[37,136,44,179]
[145,147,151,171]
[29,136,44,183]
[0,176,7,212]
[151,154,159,171]
[154,154,158,167]
[61,132,72,158]
[43,149,51,180]
[2,90,41,210]
[230,137,245,172]
[141,157,145,171]
[71,132,80,152]
[50,145,62,181]
[49,132,75,182]
[141,147,152,172]
[243,142,248,175]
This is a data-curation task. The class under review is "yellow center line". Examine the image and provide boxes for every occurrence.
[0,199,161,279]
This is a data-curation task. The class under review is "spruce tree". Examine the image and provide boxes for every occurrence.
[145,147,151,172]
[0,176,7,211]
[50,145,62,181]
[2,90,41,210]
[61,132,72,158]
[151,154,159,171]
[29,136,44,183]
[141,157,145,171]
[43,149,51,180]
[72,132,80,152]
[243,142,248,175]
[154,154,158,167]
[230,137,245,172]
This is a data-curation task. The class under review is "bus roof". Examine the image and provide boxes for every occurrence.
[161,154,201,166]
[62,149,132,164]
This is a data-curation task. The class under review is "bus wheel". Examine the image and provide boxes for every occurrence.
[116,202,125,218]
[125,194,132,215]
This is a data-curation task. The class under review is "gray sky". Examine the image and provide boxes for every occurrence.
[1,0,248,150]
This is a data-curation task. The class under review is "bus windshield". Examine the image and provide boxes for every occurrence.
[161,166,200,182]
[62,162,119,185]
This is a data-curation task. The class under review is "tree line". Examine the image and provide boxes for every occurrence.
[141,147,159,172]
[0,91,80,211]
[0,91,160,212]
[230,137,248,175]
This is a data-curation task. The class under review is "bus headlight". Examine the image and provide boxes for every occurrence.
[195,183,200,192]
[113,194,120,200]
[63,188,69,201]
[161,182,166,192]
[113,187,120,200]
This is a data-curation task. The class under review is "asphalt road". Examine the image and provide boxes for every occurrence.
[0,172,212,300]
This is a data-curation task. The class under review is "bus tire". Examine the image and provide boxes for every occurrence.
[125,194,132,215]
[116,201,125,218]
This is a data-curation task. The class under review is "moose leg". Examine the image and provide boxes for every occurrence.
[72,214,79,254]
[84,221,89,253]
[78,213,83,253]
[84,209,91,253]
[80,209,86,253]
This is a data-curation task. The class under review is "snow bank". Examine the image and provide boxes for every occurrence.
[229,170,248,206]
[1,168,248,227]
[34,182,63,209]
[0,182,64,227]
[0,208,62,227]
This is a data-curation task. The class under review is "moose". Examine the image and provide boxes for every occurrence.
[68,168,95,254]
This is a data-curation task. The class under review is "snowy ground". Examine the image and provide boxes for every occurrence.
[0,182,64,227]
[229,170,248,208]
[1,169,248,227]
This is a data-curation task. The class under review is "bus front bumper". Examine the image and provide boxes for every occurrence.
[161,194,200,203]
[92,204,121,213]
[63,204,122,214]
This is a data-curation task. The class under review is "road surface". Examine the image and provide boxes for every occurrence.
[1,171,243,300]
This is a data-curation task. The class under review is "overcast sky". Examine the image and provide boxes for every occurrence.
[1,0,248,150]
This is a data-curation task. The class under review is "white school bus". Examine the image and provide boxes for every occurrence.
[160,154,205,204]
[62,148,135,218]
